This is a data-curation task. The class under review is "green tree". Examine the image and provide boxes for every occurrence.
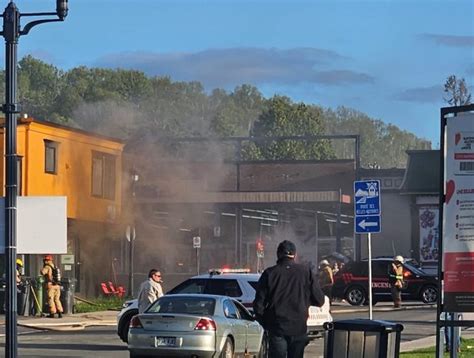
[244,96,334,160]
[18,55,65,123]
[444,75,472,106]
[323,107,431,168]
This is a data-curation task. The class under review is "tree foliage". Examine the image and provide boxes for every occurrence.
[243,96,334,160]
[1,56,430,167]
[444,75,472,106]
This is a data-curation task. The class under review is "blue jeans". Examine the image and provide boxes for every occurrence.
[268,333,309,358]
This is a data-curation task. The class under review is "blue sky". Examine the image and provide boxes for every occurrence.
[7,0,474,145]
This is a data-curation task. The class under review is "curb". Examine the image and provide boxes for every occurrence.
[17,320,117,332]
[331,304,435,314]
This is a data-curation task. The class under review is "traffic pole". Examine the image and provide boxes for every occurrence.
[368,232,373,320]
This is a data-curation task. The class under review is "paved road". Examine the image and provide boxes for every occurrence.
[304,304,437,357]
[0,304,438,357]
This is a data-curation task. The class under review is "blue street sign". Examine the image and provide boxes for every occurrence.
[354,180,381,234]
[354,180,381,216]
[355,215,381,233]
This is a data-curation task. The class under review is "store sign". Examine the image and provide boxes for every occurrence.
[443,113,474,312]
[419,207,439,262]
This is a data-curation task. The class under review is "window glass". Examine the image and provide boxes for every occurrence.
[372,262,388,277]
[168,279,206,294]
[233,300,253,321]
[44,140,58,174]
[91,152,116,199]
[206,279,242,297]
[148,296,215,315]
[223,299,238,319]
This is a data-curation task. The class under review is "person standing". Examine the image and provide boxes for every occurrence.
[318,259,334,301]
[388,255,404,308]
[253,240,325,358]
[137,269,164,313]
[40,255,63,318]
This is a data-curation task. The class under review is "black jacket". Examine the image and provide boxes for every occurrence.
[253,257,325,336]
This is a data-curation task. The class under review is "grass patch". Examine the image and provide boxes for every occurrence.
[74,296,126,313]
[401,338,474,358]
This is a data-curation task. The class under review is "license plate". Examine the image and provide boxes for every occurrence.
[155,336,176,347]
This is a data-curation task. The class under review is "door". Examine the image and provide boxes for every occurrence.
[234,300,262,354]
[223,299,247,353]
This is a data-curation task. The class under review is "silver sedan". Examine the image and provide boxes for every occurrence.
[128,294,266,358]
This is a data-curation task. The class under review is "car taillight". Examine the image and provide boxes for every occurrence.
[194,318,216,331]
[403,271,412,278]
[130,316,143,328]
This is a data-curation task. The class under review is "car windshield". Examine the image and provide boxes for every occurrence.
[404,262,426,276]
[147,296,216,315]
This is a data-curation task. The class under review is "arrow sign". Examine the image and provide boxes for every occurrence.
[355,216,381,233]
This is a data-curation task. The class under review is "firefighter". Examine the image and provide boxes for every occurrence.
[40,255,63,318]
[16,258,23,285]
[318,259,334,301]
[388,255,404,308]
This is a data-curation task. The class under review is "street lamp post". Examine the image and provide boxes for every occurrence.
[1,2,67,357]
[129,170,139,297]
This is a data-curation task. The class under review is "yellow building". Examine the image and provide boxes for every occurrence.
[0,117,125,296]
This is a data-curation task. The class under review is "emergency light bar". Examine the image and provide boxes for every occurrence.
[208,268,251,275]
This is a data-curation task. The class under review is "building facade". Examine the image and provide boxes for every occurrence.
[0,117,125,296]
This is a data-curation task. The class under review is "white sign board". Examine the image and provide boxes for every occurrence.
[0,196,67,254]
[193,236,201,249]
[443,113,474,312]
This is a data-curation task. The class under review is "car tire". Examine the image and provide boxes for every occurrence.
[345,286,366,306]
[220,337,234,358]
[420,285,438,304]
[257,332,268,358]
[119,309,138,343]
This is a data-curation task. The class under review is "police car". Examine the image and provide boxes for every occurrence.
[117,268,332,342]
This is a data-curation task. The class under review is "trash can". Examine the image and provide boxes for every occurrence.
[60,278,76,314]
[324,319,404,358]
[17,279,31,316]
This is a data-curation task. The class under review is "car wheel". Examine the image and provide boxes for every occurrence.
[220,337,234,358]
[345,286,366,306]
[421,285,438,304]
[119,309,138,343]
[257,332,268,358]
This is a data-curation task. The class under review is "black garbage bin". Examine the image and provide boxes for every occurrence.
[17,279,31,316]
[60,278,76,314]
[324,319,404,358]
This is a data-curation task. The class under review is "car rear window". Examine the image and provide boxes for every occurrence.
[148,296,215,315]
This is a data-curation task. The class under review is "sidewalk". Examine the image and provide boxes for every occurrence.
[1,310,118,331]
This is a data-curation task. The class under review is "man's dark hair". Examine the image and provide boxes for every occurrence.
[277,240,297,259]
[148,269,160,278]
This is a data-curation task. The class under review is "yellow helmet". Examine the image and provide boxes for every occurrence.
[16,258,24,267]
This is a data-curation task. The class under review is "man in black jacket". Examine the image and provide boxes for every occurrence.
[253,240,325,358]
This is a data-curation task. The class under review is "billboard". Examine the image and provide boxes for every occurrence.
[443,113,474,312]
[0,196,67,254]
[419,207,439,262]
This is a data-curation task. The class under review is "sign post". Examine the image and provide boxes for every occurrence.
[354,180,381,320]
[193,236,201,275]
